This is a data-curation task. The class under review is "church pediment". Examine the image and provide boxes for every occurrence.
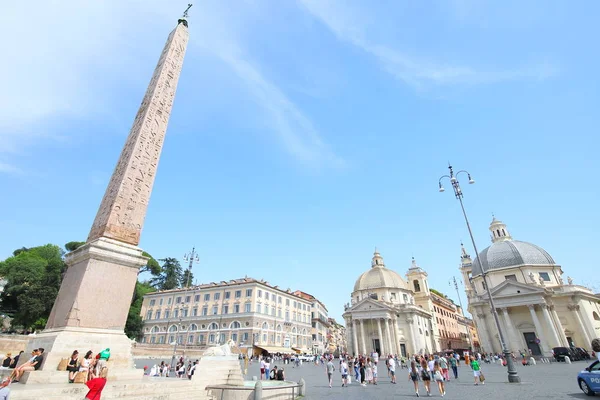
[346,298,392,313]
[482,280,545,299]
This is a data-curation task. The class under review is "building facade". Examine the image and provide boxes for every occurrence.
[139,277,318,354]
[430,291,472,351]
[462,217,600,356]
[343,251,436,357]
[326,318,348,355]
[293,291,330,354]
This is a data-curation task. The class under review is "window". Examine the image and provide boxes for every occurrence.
[246,289,252,297]
[168,298,172,305]
[539,272,551,282]
[146,311,152,320]
[225,291,231,299]
[235,290,242,298]
[258,290,262,297]
[176,297,181,304]
[164,310,170,319]
[593,311,600,321]
[204,293,211,301]
[278,296,282,304]
[234,304,240,313]
[264,292,269,300]
[149,299,156,306]
[403,294,408,303]
[231,321,241,329]
[285,311,290,321]
[185,296,191,303]
[413,280,421,292]
[212,306,218,315]
[199,334,205,344]
[505,274,517,282]
[173,309,179,318]
[188,335,194,344]
[278,309,282,318]
[215,292,221,300]
[155,310,161,319]
[257,304,262,314]
[209,334,215,344]
[243,332,249,341]
[194,294,200,302]
[293,301,297,308]
[202,307,208,316]
[192,308,197,316]
[231,333,238,342]
[159,298,163,305]
[245,303,251,313]
[286,299,290,306]
[222,305,229,314]
[219,333,226,344]
[158,336,165,344]
[182,308,188,317]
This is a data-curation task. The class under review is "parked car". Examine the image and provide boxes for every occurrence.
[553,347,580,362]
[578,360,600,396]
[576,348,592,360]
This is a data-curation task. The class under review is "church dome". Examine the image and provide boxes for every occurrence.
[471,218,556,276]
[353,250,406,292]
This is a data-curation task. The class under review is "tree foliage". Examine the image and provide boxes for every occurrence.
[125,281,155,340]
[141,251,161,276]
[0,244,66,330]
[150,257,183,290]
[64,241,86,252]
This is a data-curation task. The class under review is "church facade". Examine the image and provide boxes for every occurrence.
[343,251,439,357]
[462,217,600,356]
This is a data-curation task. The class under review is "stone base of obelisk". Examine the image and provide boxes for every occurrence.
[19,236,147,384]
[20,327,142,384]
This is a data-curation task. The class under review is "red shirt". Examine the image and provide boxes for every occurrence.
[85,377,107,400]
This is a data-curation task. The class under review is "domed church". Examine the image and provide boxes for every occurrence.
[343,250,437,357]
[461,217,600,356]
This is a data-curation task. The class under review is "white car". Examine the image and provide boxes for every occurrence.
[298,354,314,362]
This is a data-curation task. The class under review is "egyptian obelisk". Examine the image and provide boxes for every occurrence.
[22,12,190,383]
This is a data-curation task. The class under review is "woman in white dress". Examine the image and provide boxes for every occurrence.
[79,350,93,383]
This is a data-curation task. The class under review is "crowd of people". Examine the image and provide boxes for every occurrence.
[329,351,487,397]
[146,357,199,380]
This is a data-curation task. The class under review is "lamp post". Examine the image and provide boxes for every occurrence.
[439,164,520,383]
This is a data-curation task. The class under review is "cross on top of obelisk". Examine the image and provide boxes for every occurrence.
[178,3,193,27]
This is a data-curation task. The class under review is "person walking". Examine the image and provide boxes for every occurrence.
[388,355,397,384]
[433,361,446,397]
[439,355,449,381]
[260,357,266,380]
[264,358,271,382]
[449,354,458,379]
[340,359,349,387]
[408,361,421,397]
[326,358,335,388]
[365,358,373,384]
[471,357,483,385]
[359,359,366,387]
[420,359,432,397]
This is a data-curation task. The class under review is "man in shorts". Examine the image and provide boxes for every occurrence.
[12,348,44,382]
[388,355,397,384]
[340,359,348,387]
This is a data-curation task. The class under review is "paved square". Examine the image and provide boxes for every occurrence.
[243,359,592,399]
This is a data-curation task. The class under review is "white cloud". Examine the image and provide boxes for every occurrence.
[0,162,21,175]
[0,1,341,170]
[298,0,558,89]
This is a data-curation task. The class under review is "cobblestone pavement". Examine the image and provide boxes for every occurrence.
[243,358,593,400]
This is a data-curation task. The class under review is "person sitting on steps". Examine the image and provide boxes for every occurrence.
[12,348,45,383]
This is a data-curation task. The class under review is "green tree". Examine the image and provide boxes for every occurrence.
[181,268,194,288]
[150,258,183,290]
[141,251,161,276]
[125,281,155,340]
[0,244,66,330]
[65,241,86,252]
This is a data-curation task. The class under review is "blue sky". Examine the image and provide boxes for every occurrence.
[1,0,599,322]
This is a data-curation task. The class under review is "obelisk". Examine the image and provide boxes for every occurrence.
[22,14,190,383]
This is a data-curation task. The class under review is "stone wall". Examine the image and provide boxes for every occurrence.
[0,334,30,355]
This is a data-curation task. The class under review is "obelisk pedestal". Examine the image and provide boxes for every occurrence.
[21,17,190,384]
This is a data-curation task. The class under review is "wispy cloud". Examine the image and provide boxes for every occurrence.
[0,1,341,170]
[0,162,22,175]
[298,0,558,89]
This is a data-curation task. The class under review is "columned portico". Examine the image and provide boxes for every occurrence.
[549,305,569,346]
[392,318,401,355]
[384,319,392,357]
[476,313,494,352]
[569,304,592,346]
[541,304,561,348]
[352,320,359,355]
[528,304,549,355]
[376,319,385,355]
[360,320,367,355]
[407,317,417,354]
[500,308,519,351]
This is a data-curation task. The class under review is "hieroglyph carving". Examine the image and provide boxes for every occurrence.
[88,23,189,246]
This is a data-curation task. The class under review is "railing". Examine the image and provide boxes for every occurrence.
[205,381,302,400]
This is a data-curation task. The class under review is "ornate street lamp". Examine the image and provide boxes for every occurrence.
[439,164,521,383]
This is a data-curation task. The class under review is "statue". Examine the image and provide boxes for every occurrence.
[203,339,236,356]
[592,338,600,353]
[568,276,573,285]
[538,276,545,286]
[528,272,536,284]
[558,276,564,285]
